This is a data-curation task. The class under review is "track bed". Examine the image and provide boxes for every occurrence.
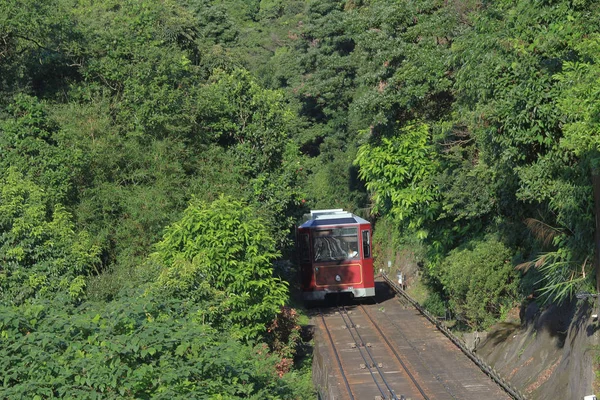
[312,281,513,400]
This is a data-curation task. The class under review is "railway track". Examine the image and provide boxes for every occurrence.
[314,280,517,400]
[319,305,427,399]
[381,273,526,400]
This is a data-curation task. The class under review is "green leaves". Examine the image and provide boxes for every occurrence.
[555,33,600,157]
[0,295,303,398]
[438,237,519,329]
[0,95,84,206]
[150,196,288,339]
[0,2,315,397]
[348,0,600,306]
[355,122,440,230]
[0,169,100,305]
[197,69,295,174]
[68,0,199,138]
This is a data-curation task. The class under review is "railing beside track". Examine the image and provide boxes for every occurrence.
[381,272,527,400]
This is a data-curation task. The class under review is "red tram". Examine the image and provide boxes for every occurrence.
[297,209,375,301]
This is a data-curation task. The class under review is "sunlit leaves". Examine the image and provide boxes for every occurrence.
[0,94,84,206]
[197,69,294,174]
[0,169,100,305]
[0,296,302,398]
[439,237,519,329]
[355,122,440,231]
[150,196,288,339]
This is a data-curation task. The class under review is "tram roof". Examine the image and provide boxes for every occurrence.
[299,209,369,228]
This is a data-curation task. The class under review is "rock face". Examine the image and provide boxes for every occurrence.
[476,299,598,400]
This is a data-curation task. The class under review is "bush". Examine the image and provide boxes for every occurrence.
[422,290,447,318]
[149,195,289,339]
[0,169,100,305]
[438,237,519,329]
[0,295,310,399]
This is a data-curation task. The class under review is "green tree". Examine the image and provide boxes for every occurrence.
[150,196,289,339]
[196,69,294,175]
[555,33,600,158]
[0,0,77,99]
[355,122,440,238]
[0,295,312,399]
[439,237,519,329]
[0,94,84,206]
[194,69,307,246]
[66,0,200,139]
[0,169,100,305]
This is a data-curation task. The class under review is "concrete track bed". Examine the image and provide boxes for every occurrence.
[312,282,512,399]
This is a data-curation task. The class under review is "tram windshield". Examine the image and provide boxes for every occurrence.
[313,227,359,261]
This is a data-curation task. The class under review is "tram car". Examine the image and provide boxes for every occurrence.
[297,209,375,301]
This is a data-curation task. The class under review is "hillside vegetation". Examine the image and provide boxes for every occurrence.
[2,0,600,397]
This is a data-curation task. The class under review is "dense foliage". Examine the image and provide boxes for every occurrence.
[438,237,519,328]
[0,0,312,397]
[3,0,600,394]
[261,0,600,327]
[0,169,99,305]
[150,196,289,339]
[0,296,306,399]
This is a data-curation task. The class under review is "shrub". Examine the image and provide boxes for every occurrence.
[438,237,519,329]
[0,169,100,305]
[149,195,289,339]
[422,290,447,318]
[0,295,309,399]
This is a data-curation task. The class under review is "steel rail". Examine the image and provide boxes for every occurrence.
[337,306,395,399]
[369,302,458,400]
[381,272,527,400]
[359,304,431,400]
[363,297,459,399]
[318,309,355,400]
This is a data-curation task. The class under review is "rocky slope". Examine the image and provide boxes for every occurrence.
[474,300,598,400]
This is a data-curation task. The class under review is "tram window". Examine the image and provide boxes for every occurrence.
[313,227,358,261]
[299,234,310,261]
[362,230,371,258]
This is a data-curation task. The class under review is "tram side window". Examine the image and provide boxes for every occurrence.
[299,234,310,262]
[362,230,371,258]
